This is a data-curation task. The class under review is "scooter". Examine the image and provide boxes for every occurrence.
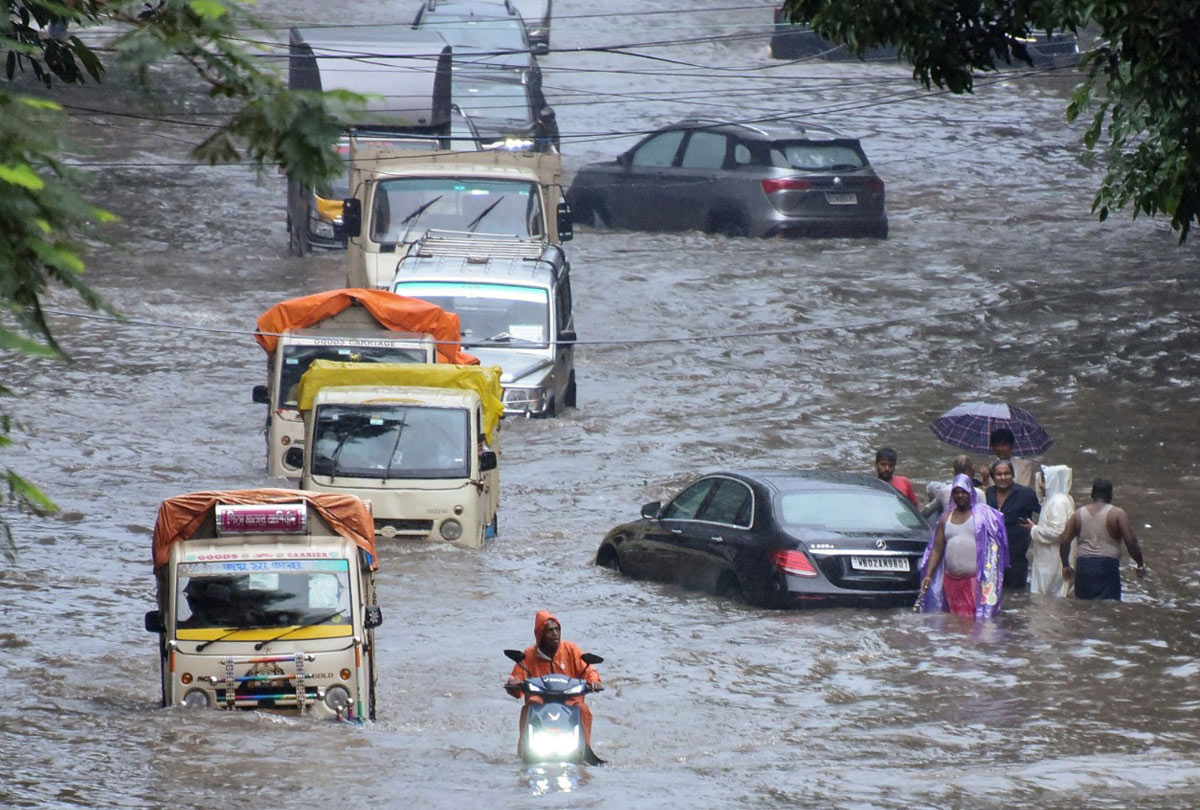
[503,649,604,765]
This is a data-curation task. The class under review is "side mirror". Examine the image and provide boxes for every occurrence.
[363,605,383,628]
[556,201,573,242]
[504,649,525,663]
[252,385,269,405]
[144,610,164,633]
[616,152,631,168]
[557,329,577,344]
[479,449,498,472]
[640,500,661,520]
[284,446,305,469]
[342,198,362,238]
[538,105,556,122]
[581,653,604,665]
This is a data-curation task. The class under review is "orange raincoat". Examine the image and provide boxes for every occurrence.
[506,610,601,755]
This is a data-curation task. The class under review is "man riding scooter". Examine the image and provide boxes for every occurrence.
[505,610,602,758]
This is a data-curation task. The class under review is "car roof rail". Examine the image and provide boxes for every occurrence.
[673,117,772,138]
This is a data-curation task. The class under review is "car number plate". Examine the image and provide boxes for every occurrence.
[825,193,858,205]
[851,556,909,572]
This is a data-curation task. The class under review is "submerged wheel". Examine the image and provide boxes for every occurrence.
[708,212,748,238]
[596,544,623,573]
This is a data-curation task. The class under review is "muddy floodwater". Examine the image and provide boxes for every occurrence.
[3,1,1200,807]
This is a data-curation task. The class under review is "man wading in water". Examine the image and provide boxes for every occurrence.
[1057,479,1146,600]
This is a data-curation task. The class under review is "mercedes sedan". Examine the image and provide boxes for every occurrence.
[596,471,929,607]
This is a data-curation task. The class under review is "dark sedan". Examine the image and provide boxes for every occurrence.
[596,471,929,607]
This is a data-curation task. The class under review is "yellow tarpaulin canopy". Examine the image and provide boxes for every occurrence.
[297,360,504,444]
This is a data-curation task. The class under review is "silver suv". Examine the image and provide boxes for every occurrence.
[567,119,888,239]
[389,231,576,417]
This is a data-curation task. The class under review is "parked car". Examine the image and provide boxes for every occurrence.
[413,0,534,57]
[595,471,929,607]
[567,119,888,239]
[769,5,1077,67]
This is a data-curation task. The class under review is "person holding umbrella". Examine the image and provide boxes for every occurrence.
[985,427,1038,490]
[930,402,1053,490]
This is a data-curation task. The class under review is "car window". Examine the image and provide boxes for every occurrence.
[772,140,867,171]
[696,479,752,527]
[631,131,684,167]
[662,478,716,520]
[733,143,752,165]
[777,490,925,531]
[680,131,728,169]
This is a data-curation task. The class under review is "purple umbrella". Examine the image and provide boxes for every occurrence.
[929,402,1053,455]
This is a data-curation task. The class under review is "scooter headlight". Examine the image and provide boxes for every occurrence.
[181,689,210,708]
[324,685,352,713]
[527,726,581,759]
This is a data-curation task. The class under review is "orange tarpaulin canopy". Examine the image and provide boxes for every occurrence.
[254,288,477,366]
[152,489,377,570]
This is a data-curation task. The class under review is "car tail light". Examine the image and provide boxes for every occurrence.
[772,549,819,578]
[762,178,813,195]
[864,178,884,193]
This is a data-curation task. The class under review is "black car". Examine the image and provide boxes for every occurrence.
[595,471,929,607]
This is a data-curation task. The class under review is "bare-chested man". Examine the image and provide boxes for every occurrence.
[1057,478,1145,600]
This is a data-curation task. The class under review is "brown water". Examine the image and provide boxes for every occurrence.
[3,2,1200,808]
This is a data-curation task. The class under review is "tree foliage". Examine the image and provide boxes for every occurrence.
[784,0,1200,242]
[1,1,349,554]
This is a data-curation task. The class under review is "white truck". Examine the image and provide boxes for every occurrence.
[253,288,476,478]
[285,360,504,548]
[340,148,574,290]
[145,490,382,720]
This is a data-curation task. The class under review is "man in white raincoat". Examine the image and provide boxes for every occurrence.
[1025,465,1074,596]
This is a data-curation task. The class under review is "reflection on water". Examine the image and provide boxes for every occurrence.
[2,0,1200,808]
[525,763,589,796]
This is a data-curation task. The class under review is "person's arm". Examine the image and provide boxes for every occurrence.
[922,519,948,588]
[1058,511,1080,577]
[1112,507,1146,576]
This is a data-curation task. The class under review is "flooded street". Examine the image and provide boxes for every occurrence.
[3,1,1200,807]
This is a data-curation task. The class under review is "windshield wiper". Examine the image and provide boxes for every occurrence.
[466,195,505,232]
[382,418,407,481]
[254,610,345,651]
[399,194,444,244]
[196,626,246,652]
[328,431,353,480]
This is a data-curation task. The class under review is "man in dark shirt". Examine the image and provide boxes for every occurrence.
[986,459,1040,589]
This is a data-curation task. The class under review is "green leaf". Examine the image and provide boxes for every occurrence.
[15,96,62,111]
[0,163,45,190]
[188,0,229,21]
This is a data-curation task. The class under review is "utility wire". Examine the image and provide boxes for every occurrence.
[37,276,1182,350]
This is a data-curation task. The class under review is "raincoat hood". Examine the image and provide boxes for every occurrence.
[950,473,977,506]
[1042,465,1072,500]
[534,609,559,641]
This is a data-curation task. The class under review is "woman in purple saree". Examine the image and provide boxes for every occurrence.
[918,473,1009,618]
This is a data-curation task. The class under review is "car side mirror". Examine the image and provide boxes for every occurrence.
[284,446,305,469]
[539,106,556,122]
[557,329,577,343]
[342,198,362,238]
[556,201,573,242]
[479,449,498,472]
[364,605,383,628]
[616,152,631,168]
[252,384,269,404]
[640,500,661,519]
[144,610,164,633]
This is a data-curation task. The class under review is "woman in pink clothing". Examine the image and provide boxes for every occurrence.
[917,473,1009,618]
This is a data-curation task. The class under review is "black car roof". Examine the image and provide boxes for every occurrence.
[704,469,899,495]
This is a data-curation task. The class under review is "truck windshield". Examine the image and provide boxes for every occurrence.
[311,404,470,479]
[392,282,549,348]
[175,560,352,632]
[278,343,430,408]
[452,75,533,126]
[369,177,543,243]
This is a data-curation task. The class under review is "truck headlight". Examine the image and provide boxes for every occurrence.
[502,387,545,412]
[440,519,463,541]
[324,685,351,713]
[181,689,210,708]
